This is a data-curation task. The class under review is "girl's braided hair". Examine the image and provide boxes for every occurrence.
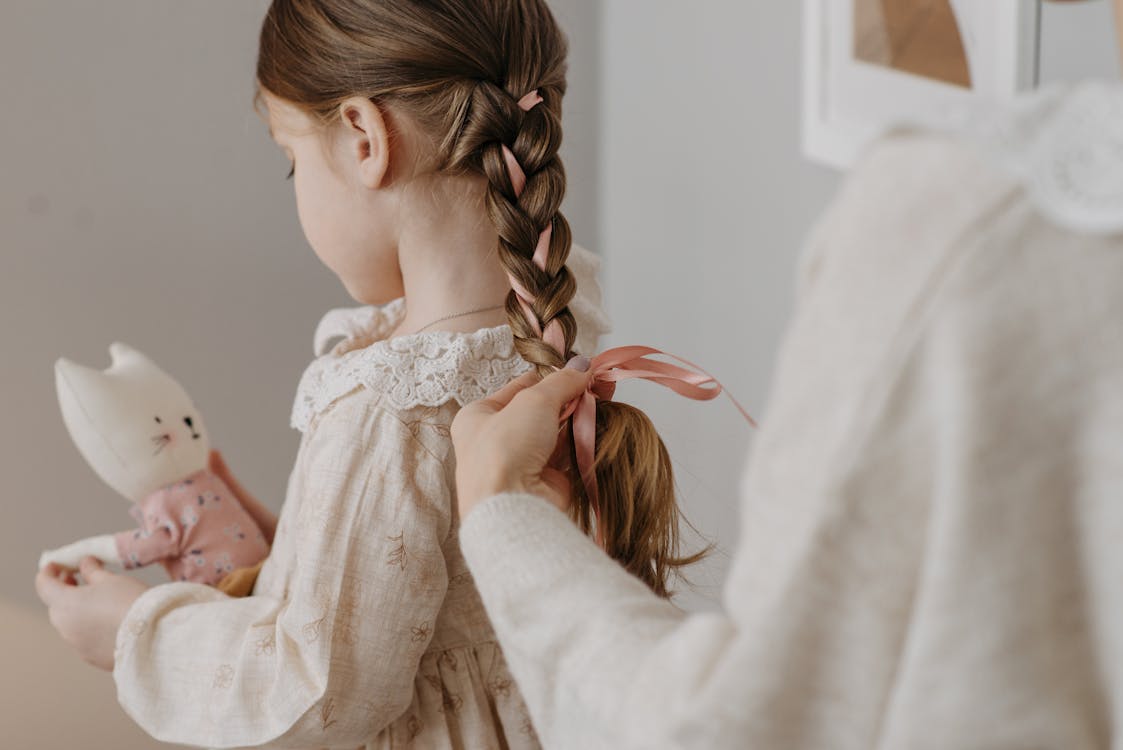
[258,0,706,596]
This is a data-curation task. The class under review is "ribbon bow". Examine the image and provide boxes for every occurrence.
[500,93,756,546]
[559,346,756,547]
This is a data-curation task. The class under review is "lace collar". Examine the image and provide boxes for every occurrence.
[291,298,532,432]
[967,81,1123,235]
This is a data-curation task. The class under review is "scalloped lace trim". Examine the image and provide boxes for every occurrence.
[292,317,532,432]
[969,81,1123,235]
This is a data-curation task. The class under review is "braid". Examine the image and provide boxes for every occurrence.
[258,0,710,597]
[447,80,577,373]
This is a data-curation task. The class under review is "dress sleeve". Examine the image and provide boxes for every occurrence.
[113,392,452,748]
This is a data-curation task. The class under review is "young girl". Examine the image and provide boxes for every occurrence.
[37,0,721,746]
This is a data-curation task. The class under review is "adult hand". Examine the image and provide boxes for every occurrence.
[34,557,148,671]
[451,357,592,519]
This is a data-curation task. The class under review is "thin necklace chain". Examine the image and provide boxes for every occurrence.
[413,304,506,334]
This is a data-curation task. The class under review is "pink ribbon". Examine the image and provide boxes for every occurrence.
[500,90,565,357]
[558,347,757,547]
[502,90,754,548]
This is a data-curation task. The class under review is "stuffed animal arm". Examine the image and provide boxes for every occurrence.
[38,536,118,571]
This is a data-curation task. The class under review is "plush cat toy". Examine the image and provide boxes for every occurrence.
[38,343,268,594]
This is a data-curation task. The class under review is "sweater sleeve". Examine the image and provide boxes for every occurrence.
[460,493,738,749]
[113,393,452,748]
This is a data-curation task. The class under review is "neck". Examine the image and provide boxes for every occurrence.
[391,176,513,337]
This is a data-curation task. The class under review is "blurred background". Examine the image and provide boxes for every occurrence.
[0,1,1117,746]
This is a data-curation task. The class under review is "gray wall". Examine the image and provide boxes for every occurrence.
[1040,0,1120,84]
[599,1,840,607]
[2,0,317,606]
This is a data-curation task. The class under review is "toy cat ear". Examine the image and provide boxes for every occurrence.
[55,357,105,395]
[108,342,154,371]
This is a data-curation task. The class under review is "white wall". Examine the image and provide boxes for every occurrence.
[550,0,603,249]
[1040,0,1120,84]
[600,1,840,607]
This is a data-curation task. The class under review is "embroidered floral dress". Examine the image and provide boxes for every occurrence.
[112,250,610,749]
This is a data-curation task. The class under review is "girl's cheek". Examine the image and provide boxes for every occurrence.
[294,190,330,259]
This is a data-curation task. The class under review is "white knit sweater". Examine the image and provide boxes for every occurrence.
[460,83,1123,749]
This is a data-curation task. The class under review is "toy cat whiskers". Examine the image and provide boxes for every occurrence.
[39,343,268,588]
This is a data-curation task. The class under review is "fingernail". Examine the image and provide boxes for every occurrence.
[565,355,591,372]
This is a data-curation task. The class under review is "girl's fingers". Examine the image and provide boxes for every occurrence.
[35,567,68,606]
[79,556,108,584]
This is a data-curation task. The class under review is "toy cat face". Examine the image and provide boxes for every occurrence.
[56,343,210,504]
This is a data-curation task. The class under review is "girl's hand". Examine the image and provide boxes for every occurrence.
[451,358,592,519]
[34,557,147,671]
[209,450,278,544]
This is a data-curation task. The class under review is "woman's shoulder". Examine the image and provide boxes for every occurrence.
[961,80,1123,235]
[797,127,1017,306]
[803,82,1123,297]
[848,81,1123,236]
[788,86,1123,423]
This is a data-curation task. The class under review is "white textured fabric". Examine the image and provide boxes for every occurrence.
[461,85,1123,750]
[968,81,1123,234]
[113,246,611,748]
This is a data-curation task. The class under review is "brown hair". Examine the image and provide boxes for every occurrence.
[257,0,705,597]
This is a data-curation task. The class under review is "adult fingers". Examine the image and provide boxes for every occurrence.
[453,371,541,446]
[539,467,574,513]
[510,363,591,416]
[476,370,541,412]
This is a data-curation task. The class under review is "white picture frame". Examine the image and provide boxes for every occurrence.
[803,0,1043,170]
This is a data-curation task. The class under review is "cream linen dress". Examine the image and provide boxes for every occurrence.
[112,249,610,749]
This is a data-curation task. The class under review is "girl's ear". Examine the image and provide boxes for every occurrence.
[339,97,391,190]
